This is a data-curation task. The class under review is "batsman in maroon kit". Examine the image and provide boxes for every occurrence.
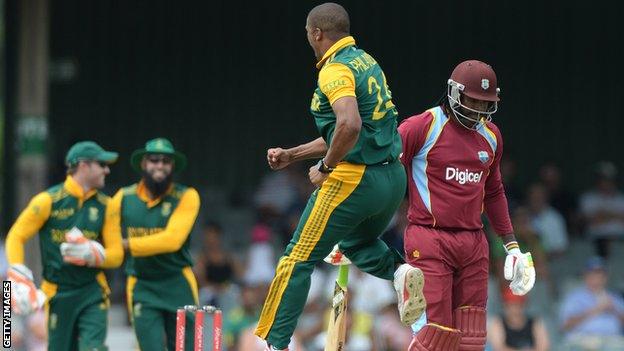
[398,60,536,351]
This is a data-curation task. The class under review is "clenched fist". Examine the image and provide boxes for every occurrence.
[267,148,293,170]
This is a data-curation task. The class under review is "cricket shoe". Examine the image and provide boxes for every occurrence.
[394,263,426,326]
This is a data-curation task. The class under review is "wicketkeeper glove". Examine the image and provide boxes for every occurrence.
[503,241,536,296]
[60,227,106,267]
[323,244,352,266]
[7,264,47,315]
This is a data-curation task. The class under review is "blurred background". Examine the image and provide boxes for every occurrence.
[1,0,623,350]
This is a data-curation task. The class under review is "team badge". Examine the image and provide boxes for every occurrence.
[412,250,420,259]
[89,207,99,222]
[161,202,172,216]
[481,79,489,90]
[478,151,490,164]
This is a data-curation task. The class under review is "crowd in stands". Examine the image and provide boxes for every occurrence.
[2,160,624,350]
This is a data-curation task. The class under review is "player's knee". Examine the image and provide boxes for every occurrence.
[408,323,461,351]
[453,306,486,351]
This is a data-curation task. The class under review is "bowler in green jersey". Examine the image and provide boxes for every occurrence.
[255,3,426,350]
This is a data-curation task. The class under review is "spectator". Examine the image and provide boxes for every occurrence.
[538,162,580,236]
[488,287,550,351]
[579,161,624,258]
[527,183,569,256]
[224,281,262,350]
[194,221,242,310]
[559,257,624,348]
[253,167,302,220]
[377,302,412,351]
[243,222,276,287]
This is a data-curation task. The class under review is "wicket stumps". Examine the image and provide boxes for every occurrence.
[175,305,223,351]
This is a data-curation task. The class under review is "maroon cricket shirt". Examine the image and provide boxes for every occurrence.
[398,105,513,236]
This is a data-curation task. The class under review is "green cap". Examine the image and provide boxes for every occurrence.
[65,141,118,166]
[130,138,187,173]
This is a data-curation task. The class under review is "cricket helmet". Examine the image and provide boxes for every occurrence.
[447,60,500,129]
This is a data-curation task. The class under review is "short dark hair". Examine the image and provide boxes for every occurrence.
[308,3,350,40]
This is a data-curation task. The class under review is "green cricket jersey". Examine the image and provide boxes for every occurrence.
[310,36,402,165]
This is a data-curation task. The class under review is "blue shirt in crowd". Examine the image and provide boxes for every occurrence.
[559,286,624,339]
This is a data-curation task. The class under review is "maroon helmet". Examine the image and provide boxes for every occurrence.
[447,60,501,129]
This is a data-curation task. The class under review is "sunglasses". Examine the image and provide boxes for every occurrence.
[78,159,108,168]
[146,155,173,165]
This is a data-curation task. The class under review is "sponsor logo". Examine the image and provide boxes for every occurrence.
[50,208,75,219]
[445,167,484,185]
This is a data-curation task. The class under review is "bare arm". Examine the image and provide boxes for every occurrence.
[532,318,550,351]
[323,96,361,167]
[267,138,327,170]
[488,317,515,351]
[289,137,328,162]
[562,308,599,331]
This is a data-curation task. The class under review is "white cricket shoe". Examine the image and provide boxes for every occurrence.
[393,263,426,326]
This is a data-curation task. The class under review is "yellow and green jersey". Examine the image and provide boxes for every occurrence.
[108,181,200,279]
[5,176,124,290]
[310,36,402,165]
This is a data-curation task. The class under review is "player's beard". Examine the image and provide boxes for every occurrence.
[453,106,483,129]
[142,170,173,198]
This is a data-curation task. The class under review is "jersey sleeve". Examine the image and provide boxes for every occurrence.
[6,192,52,264]
[100,190,124,268]
[318,63,356,105]
[483,125,514,236]
[398,113,431,168]
[128,188,200,257]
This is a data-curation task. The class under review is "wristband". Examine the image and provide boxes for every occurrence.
[504,241,521,255]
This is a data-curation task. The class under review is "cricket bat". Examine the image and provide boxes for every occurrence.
[324,264,349,351]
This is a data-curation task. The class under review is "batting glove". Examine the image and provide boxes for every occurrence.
[323,244,352,266]
[503,241,536,296]
[7,264,46,315]
[60,227,106,267]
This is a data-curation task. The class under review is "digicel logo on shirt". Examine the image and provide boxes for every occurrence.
[445,167,484,185]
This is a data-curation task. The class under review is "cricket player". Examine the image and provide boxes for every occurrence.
[255,3,425,350]
[398,60,536,350]
[5,141,123,351]
[108,138,200,351]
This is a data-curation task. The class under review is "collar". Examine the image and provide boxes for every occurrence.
[64,176,97,201]
[315,36,356,69]
[136,180,173,208]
